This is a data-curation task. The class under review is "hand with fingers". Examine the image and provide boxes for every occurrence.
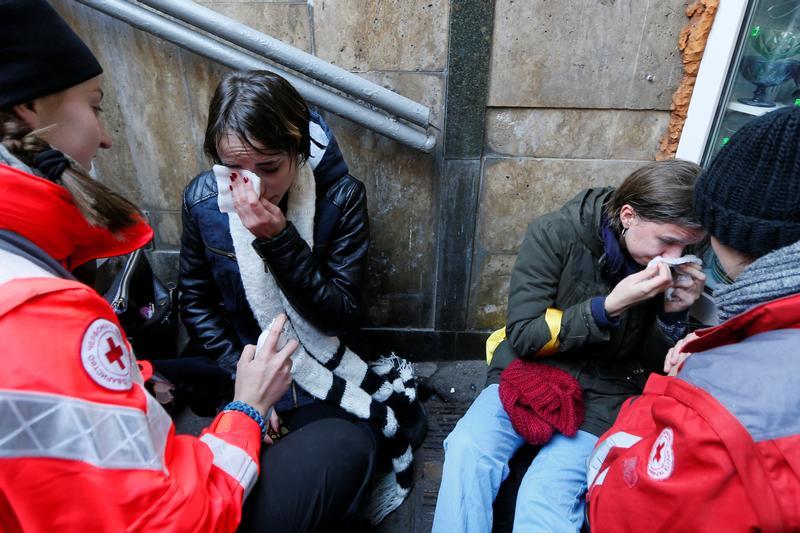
[229,171,286,239]
[663,263,707,314]
[233,314,297,420]
[663,331,699,376]
[605,262,674,317]
[263,410,283,445]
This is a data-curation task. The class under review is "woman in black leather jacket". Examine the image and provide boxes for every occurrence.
[178,70,376,531]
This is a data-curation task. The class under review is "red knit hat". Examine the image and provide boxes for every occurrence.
[499,359,585,445]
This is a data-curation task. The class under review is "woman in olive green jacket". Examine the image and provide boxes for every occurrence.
[433,160,707,533]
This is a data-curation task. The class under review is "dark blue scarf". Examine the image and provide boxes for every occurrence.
[600,216,641,283]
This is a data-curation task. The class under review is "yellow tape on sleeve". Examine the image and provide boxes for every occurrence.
[485,328,506,365]
[536,307,563,356]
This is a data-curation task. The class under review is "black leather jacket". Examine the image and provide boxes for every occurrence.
[178,114,369,389]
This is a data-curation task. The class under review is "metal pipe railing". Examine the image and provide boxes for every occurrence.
[137,0,431,128]
[75,0,436,152]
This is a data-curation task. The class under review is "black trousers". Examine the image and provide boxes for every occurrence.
[239,402,378,533]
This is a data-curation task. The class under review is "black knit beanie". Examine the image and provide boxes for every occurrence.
[694,106,800,258]
[0,0,103,109]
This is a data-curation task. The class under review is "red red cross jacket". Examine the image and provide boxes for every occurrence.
[587,293,800,532]
[0,163,263,532]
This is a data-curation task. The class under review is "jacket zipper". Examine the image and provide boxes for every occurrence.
[206,244,237,261]
[112,248,141,312]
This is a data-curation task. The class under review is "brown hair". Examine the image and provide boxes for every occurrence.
[204,70,310,165]
[604,159,704,235]
[0,110,140,232]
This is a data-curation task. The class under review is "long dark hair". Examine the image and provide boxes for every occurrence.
[0,110,140,232]
[605,159,704,235]
[204,70,311,165]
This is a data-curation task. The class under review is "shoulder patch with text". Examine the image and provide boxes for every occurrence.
[647,427,675,481]
[80,318,133,391]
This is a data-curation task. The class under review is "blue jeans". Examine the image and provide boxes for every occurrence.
[432,385,599,533]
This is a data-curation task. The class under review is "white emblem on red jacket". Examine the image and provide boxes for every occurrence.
[647,427,675,480]
[81,318,133,390]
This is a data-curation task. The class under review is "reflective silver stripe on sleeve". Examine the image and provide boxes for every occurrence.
[0,388,171,471]
[593,467,610,487]
[586,431,642,488]
[144,387,172,469]
[199,433,258,498]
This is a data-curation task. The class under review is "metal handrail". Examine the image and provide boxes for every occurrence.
[75,0,436,152]
[137,0,431,128]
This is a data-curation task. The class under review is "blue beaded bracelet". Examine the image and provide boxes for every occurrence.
[223,400,266,438]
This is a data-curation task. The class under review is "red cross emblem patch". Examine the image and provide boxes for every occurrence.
[81,318,133,390]
[647,427,675,481]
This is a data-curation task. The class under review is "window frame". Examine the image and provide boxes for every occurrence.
[676,0,750,164]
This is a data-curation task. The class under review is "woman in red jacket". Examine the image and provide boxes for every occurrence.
[0,2,293,531]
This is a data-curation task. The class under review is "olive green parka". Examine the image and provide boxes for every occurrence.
[488,188,676,436]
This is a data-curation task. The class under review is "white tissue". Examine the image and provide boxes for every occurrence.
[213,164,261,214]
[255,318,290,357]
[647,255,703,301]
[646,254,702,269]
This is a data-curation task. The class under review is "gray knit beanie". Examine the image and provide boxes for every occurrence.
[693,106,800,258]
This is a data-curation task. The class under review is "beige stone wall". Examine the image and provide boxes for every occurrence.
[313,0,449,327]
[470,0,688,330]
[51,0,689,338]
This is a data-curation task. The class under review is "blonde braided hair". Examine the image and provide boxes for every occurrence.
[1,110,140,233]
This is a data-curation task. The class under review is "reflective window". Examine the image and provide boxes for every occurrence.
[705,0,800,162]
